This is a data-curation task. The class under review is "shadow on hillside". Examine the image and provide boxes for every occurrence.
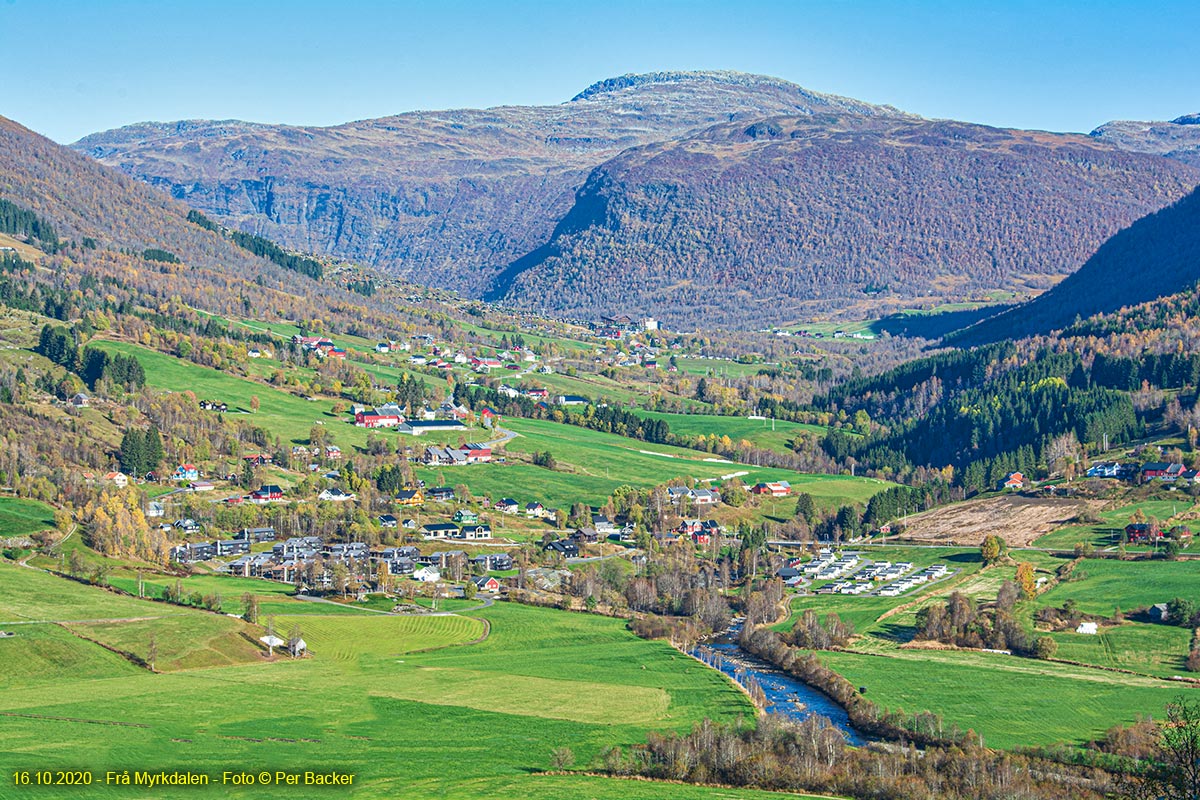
[875,305,1013,341]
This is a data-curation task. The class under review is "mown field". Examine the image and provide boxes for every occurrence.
[1037,557,1200,615]
[1,564,820,800]
[816,647,1184,748]
[0,496,56,538]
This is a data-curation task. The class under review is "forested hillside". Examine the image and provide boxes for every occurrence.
[495,115,1199,328]
[952,184,1200,345]
[73,72,895,298]
[72,72,1200,329]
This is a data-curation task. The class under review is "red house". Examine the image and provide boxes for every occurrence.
[249,484,284,502]
[355,410,402,428]
[472,576,501,592]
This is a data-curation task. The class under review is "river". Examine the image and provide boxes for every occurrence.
[693,626,866,746]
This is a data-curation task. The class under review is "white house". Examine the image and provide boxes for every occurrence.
[413,566,441,583]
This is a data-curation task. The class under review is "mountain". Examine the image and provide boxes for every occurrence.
[1090,113,1200,166]
[947,184,1200,345]
[73,72,899,298]
[71,72,1200,329]
[493,115,1199,328]
[0,115,391,330]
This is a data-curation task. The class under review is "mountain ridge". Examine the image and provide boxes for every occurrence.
[68,72,1200,329]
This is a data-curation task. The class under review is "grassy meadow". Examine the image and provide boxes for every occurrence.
[1,563,819,800]
[0,496,56,538]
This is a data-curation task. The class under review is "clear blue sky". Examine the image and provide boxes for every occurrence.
[2,0,1197,143]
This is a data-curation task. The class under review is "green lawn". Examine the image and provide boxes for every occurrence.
[0,496,56,538]
[0,561,191,623]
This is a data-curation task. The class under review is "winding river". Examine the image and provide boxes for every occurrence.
[694,626,866,746]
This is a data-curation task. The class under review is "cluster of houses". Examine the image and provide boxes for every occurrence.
[421,444,493,466]
[666,486,722,507]
[293,335,347,360]
[210,533,515,591]
[198,399,229,412]
[352,400,484,434]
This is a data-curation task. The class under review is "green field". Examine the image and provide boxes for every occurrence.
[1,565,807,800]
[1049,623,1192,679]
[423,416,891,510]
[0,496,56,538]
[1037,558,1200,615]
[1034,499,1197,551]
[638,411,829,454]
[64,614,264,671]
[817,648,1186,748]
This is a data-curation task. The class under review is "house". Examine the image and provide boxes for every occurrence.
[1169,525,1194,541]
[423,446,467,466]
[243,454,272,467]
[591,514,616,533]
[571,527,599,544]
[396,489,424,506]
[495,498,520,514]
[1075,622,1099,635]
[378,514,399,528]
[249,484,284,502]
[472,553,513,571]
[318,487,355,502]
[355,408,403,428]
[102,471,129,489]
[689,488,721,506]
[146,501,165,518]
[236,527,277,542]
[452,509,479,524]
[324,445,343,460]
[751,481,792,497]
[544,539,580,558]
[1085,462,1121,479]
[1148,603,1171,623]
[69,392,90,408]
[402,518,418,529]
[455,524,492,540]
[421,523,460,540]
[525,502,545,518]
[397,420,468,436]
[525,388,549,400]
[376,342,391,353]
[1125,523,1163,543]
[174,518,201,534]
[479,407,500,425]
[170,541,216,563]
[556,395,588,406]
[413,566,441,583]
[999,472,1025,491]
[173,464,200,482]
[189,480,215,492]
[427,486,456,502]
[472,576,501,592]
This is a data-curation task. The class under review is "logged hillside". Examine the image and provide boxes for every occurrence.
[1091,113,1200,166]
[73,72,898,297]
[950,184,1200,345]
[494,115,1200,328]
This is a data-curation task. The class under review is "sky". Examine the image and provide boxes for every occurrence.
[2,0,1197,144]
